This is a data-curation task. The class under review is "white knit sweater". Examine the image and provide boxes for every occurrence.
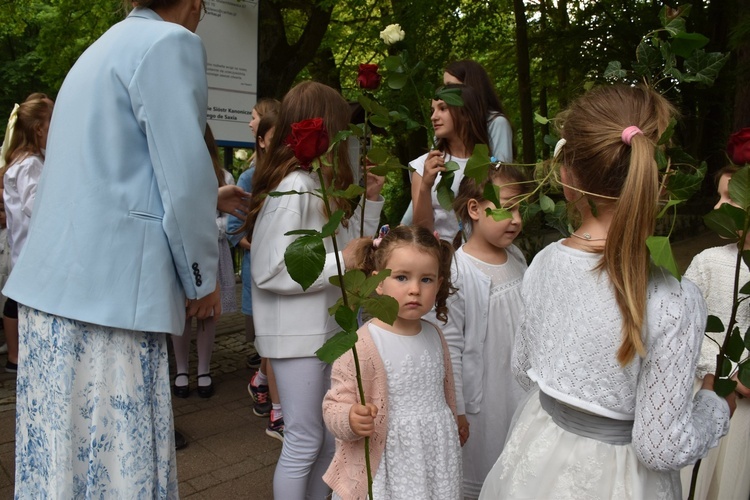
[513,241,730,471]
[684,243,750,378]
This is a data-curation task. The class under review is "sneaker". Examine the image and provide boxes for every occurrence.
[248,372,271,417]
[266,415,284,442]
[246,352,261,369]
[5,361,17,373]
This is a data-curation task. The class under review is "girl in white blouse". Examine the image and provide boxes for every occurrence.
[433,164,530,499]
[480,84,734,500]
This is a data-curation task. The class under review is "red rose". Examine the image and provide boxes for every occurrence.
[357,64,381,90]
[728,128,750,165]
[285,118,329,170]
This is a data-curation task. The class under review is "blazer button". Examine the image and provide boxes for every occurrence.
[193,269,200,276]
[196,279,202,286]
[192,263,199,270]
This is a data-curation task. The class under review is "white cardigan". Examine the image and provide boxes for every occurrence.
[251,170,383,358]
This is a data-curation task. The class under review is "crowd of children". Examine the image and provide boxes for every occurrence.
[4,56,748,500]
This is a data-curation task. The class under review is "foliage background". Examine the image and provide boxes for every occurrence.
[1,0,748,223]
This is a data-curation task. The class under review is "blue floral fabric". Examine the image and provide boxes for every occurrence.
[15,305,177,499]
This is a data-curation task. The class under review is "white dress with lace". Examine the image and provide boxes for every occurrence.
[679,243,750,500]
[369,322,462,500]
[480,241,730,500]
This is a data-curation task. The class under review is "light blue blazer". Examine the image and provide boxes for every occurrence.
[3,8,219,335]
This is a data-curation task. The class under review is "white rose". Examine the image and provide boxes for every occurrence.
[234,149,249,161]
[380,24,405,45]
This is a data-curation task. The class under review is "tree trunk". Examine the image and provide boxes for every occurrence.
[258,0,334,99]
[734,0,750,129]
[512,0,536,163]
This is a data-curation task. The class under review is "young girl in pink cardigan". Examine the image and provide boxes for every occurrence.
[323,225,462,500]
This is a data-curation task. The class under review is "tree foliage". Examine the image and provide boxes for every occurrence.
[0,0,745,194]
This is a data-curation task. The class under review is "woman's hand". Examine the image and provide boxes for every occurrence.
[457,414,470,446]
[218,185,251,219]
[420,150,446,189]
[187,285,222,320]
[702,374,737,417]
[349,403,378,437]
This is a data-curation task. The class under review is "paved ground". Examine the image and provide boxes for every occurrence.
[0,230,727,499]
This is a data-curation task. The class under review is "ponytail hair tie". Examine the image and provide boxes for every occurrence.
[372,224,390,248]
[621,126,642,146]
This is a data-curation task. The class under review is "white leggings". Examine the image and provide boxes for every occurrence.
[272,356,335,500]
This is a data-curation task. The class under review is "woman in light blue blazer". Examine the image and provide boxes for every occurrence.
[4,0,221,497]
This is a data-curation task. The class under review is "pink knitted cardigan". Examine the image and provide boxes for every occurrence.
[322,320,458,500]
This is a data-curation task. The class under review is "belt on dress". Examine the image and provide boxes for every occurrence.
[539,391,633,445]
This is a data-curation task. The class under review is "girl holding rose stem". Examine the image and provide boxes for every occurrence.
[241,81,385,500]
[411,84,489,243]
[480,84,734,499]
[323,225,461,500]
[678,162,750,500]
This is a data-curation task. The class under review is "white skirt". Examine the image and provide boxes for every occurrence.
[479,389,679,500]
[15,306,177,499]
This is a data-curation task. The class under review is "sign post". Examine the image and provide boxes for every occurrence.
[197,0,259,148]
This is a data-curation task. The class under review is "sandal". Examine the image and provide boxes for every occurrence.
[197,373,213,398]
[173,373,190,398]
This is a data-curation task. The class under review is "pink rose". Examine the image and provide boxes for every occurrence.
[285,118,329,170]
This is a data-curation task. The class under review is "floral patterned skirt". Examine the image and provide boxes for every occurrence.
[15,306,177,499]
[479,389,679,500]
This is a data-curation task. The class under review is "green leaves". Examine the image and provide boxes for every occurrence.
[683,50,730,86]
[705,315,725,333]
[704,203,745,240]
[315,331,359,364]
[436,161,460,210]
[646,236,680,280]
[435,87,463,106]
[604,4,728,88]
[284,233,326,291]
[728,166,750,210]
[464,144,492,183]
[713,378,737,398]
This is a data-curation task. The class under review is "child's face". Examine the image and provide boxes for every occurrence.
[430,100,455,140]
[469,181,523,250]
[715,173,739,210]
[248,109,260,137]
[376,244,441,328]
[443,72,462,85]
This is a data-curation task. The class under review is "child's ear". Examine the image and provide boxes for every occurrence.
[373,270,384,295]
[467,199,482,221]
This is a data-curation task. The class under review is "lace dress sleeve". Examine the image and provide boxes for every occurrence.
[632,277,730,471]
